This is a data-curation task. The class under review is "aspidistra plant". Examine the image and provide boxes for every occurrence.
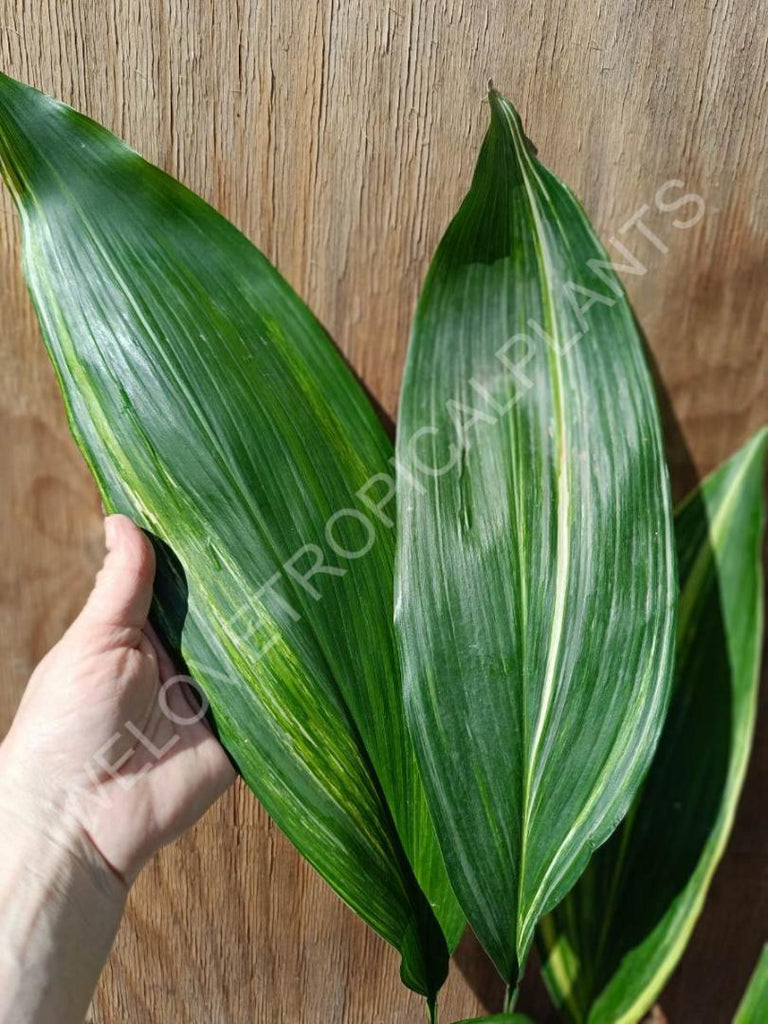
[1,70,764,1023]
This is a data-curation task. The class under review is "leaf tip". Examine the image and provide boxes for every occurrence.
[0,73,59,203]
[485,86,529,150]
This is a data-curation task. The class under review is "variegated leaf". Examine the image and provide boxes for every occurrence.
[395,89,677,986]
[0,72,462,1004]
[540,428,767,1023]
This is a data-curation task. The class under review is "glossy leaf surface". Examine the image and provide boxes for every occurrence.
[395,89,677,984]
[540,429,768,1023]
[0,72,463,999]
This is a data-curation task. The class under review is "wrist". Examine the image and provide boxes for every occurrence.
[0,774,128,899]
[0,739,130,891]
[0,759,127,1024]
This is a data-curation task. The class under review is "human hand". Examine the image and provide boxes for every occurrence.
[1,513,235,882]
[0,514,235,1024]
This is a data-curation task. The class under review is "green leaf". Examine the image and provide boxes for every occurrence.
[734,945,768,1023]
[394,89,677,985]
[539,428,768,1023]
[0,72,463,1000]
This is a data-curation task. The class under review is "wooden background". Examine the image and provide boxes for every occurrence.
[1,0,766,1021]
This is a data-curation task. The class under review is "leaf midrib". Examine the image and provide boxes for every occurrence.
[494,97,573,963]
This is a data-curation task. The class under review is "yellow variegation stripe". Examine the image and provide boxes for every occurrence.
[540,427,768,1023]
[395,89,677,985]
[0,71,463,1004]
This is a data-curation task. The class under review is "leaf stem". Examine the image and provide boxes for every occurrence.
[503,983,519,1013]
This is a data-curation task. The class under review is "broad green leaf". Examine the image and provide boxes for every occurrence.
[395,89,677,986]
[539,428,768,1023]
[734,945,768,1023]
[0,73,463,1001]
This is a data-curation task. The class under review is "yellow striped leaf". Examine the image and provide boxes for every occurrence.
[395,90,677,987]
[539,428,768,1023]
[0,72,463,1004]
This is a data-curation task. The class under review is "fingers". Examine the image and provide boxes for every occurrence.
[80,515,156,632]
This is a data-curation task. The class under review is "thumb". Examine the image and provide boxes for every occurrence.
[79,514,156,631]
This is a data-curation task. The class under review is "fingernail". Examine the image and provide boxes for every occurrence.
[104,516,116,550]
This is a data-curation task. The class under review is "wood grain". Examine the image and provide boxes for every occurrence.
[0,1,765,1021]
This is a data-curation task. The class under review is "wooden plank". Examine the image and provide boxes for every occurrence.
[0,1,765,1020]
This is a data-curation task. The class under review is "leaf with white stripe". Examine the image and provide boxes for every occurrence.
[0,72,463,1006]
[395,89,677,987]
[539,428,768,1023]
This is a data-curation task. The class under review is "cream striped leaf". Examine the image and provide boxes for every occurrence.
[539,428,768,1023]
[395,89,677,986]
[0,72,463,1004]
